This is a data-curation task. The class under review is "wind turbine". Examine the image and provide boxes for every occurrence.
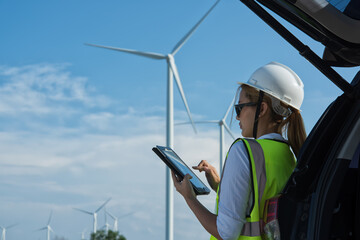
[73,197,111,234]
[36,211,54,240]
[85,2,220,240]
[79,228,87,240]
[106,210,135,233]
[176,97,236,174]
[0,223,17,240]
[101,207,111,233]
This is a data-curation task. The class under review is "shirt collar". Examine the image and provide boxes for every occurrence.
[258,133,285,141]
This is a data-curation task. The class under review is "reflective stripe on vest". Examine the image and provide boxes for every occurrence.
[210,138,295,240]
[241,139,265,238]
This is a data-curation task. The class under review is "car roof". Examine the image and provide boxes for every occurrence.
[251,0,360,67]
[295,0,360,44]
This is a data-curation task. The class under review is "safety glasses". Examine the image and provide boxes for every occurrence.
[234,102,257,116]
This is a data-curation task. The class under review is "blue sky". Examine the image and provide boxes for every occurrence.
[0,0,359,240]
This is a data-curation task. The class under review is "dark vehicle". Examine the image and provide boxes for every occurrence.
[239,0,360,239]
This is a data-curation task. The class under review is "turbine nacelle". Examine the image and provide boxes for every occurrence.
[166,54,174,61]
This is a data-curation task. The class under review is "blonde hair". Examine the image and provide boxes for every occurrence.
[241,85,306,157]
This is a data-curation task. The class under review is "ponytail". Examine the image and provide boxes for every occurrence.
[280,109,306,157]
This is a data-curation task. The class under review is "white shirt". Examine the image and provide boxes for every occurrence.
[216,133,285,240]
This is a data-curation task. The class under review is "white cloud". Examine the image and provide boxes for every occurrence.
[0,63,111,116]
[0,126,223,239]
[80,110,166,134]
[0,123,228,239]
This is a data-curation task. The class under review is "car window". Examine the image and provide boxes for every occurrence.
[327,0,360,20]
[349,142,360,168]
[327,0,351,12]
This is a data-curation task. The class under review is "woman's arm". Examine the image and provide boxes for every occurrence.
[171,141,251,240]
[216,141,251,240]
[171,172,223,240]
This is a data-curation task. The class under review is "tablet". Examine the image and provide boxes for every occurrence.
[152,145,210,195]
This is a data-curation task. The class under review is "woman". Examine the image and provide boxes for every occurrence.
[172,62,307,240]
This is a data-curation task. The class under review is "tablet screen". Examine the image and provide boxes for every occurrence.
[162,149,205,190]
[153,146,210,195]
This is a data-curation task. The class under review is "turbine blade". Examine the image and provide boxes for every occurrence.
[118,211,136,219]
[222,96,236,121]
[175,120,218,126]
[47,210,53,225]
[7,223,18,229]
[106,210,116,220]
[85,43,167,60]
[168,58,197,133]
[195,120,218,124]
[171,0,221,55]
[104,207,107,222]
[95,197,112,213]
[223,123,235,140]
[36,226,47,231]
[73,208,93,215]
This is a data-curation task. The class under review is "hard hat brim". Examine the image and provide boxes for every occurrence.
[237,81,302,111]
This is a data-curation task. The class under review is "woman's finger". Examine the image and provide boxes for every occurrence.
[193,160,209,172]
[198,160,208,167]
[171,171,179,183]
[192,166,202,172]
[184,174,193,181]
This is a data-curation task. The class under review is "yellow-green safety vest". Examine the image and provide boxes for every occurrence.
[210,138,295,240]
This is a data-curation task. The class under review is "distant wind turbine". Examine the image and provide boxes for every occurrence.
[79,228,87,240]
[106,210,135,233]
[0,223,17,240]
[36,211,54,240]
[86,1,220,240]
[73,197,111,234]
[176,97,236,174]
[101,207,111,233]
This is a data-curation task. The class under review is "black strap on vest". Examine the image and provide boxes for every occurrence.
[253,90,264,139]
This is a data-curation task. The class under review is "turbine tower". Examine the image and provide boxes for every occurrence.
[86,1,220,240]
[105,210,118,232]
[0,223,17,240]
[73,197,111,234]
[102,207,111,233]
[217,98,236,173]
[79,228,87,240]
[177,97,236,174]
[36,211,54,240]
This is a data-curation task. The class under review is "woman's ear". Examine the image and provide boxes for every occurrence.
[258,102,269,118]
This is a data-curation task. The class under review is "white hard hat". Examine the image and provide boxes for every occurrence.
[239,62,304,114]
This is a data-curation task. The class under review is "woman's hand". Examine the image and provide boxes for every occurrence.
[192,160,220,191]
[172,171,222,239]
[171,171,196,201]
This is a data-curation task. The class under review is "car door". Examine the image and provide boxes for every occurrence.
[278,72,360,240]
